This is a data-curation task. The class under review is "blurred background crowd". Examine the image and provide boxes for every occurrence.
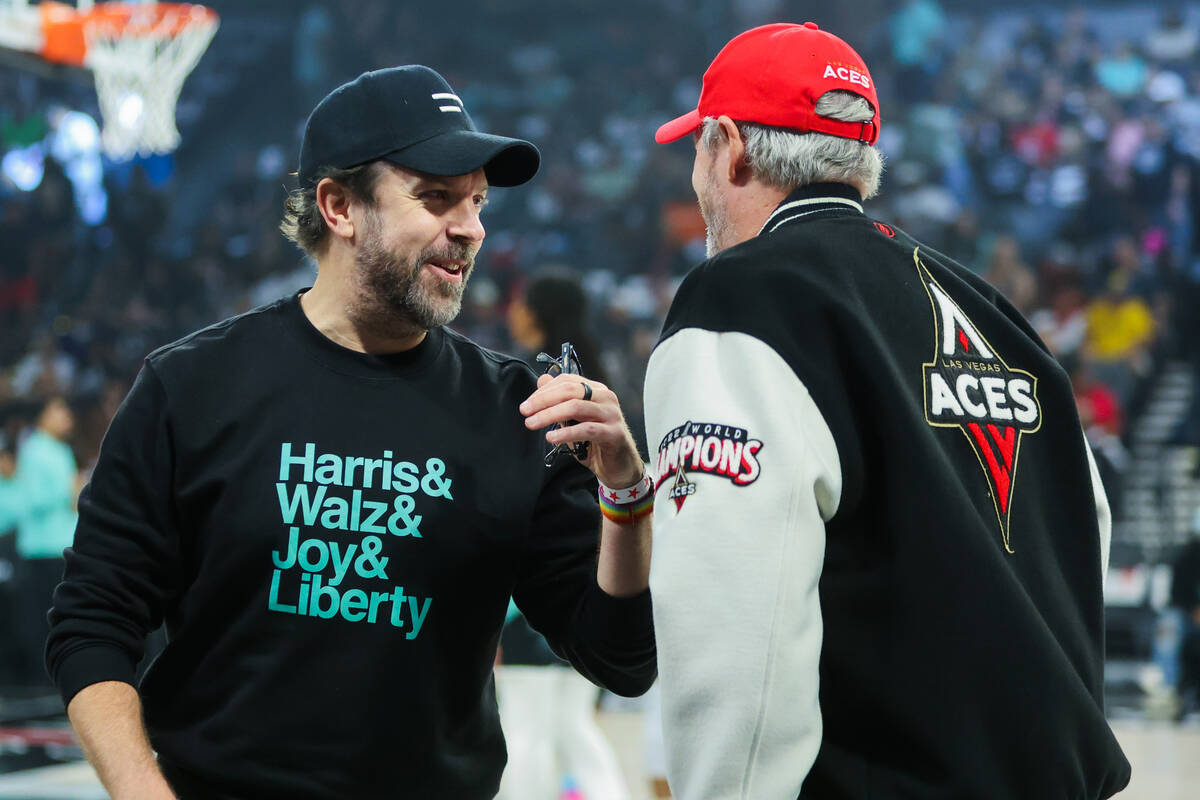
[1,0,1199,732]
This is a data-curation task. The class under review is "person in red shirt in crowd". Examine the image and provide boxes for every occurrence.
[1072,360,1123,438]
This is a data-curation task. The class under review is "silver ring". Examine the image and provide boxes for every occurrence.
[581,382,593,402]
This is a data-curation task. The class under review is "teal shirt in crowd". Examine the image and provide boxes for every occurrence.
[8,430,78,559]
[0,474,20,534]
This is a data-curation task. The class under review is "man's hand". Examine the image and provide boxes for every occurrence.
[520,373,644,489]
[522,372,652,598]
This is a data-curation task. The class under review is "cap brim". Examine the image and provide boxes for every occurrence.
[655,109,701,144]
[384,130,541,187]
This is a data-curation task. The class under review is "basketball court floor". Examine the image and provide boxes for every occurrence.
[0,703,1195,800]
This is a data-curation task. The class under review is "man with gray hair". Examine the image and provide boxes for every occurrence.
[644,22,1130,799]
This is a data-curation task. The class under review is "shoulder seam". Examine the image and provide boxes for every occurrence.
[146,302,282,363]
[443,327,536,375]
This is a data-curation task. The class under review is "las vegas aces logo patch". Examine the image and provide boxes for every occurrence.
[916,250,1042,552]
[653,421,763,513]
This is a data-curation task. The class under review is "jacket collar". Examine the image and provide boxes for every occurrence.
[758,182,864,236]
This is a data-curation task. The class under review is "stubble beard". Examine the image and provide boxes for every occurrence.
[351,207,474,337]
[699,163,732,258]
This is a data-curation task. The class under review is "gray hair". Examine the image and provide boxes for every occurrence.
[701,91,883,199]
[280,162,388,257]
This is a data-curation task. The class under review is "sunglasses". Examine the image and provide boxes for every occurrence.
[535,341,591,466]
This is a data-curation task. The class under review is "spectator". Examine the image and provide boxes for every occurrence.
[1094,42,1149,98]
[1030,281,1089,360]
[1084,270,1156,405]
[1071,359,1127,516]
[889,0,946,68]
[982,235,1038,315]
[1145,6,1198,66]
[1073,360,1124,438]
[506,271,608,383]
[0,395,78,686]
[11,334,76,397]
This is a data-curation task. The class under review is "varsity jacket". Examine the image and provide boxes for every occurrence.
[644,183,1131,800]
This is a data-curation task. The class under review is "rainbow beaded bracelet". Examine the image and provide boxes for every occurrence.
[598,472,655,524]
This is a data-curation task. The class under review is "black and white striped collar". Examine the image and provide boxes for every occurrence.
[758,182,864,236]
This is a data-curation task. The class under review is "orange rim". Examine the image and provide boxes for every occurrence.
[39,1,218,67]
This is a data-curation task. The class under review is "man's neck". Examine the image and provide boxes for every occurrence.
[729,181,867,248]
[721,184,789,252]
[741,188,790,242]
[302,250,426,354]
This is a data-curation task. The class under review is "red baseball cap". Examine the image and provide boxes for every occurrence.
[654,22,880,145]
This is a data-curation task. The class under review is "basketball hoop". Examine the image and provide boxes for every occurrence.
[37,1,219,160]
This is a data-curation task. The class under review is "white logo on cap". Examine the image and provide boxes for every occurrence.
[822,64,871,89]
[432,92,464,113]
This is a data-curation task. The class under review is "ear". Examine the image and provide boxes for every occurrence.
[315,177,357,242]
[717,115,751,184]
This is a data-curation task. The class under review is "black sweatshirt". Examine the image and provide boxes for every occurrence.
[47,293,655,799]
[644,183,1130,799]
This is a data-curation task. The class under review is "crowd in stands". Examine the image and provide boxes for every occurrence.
[1,0,1200,685]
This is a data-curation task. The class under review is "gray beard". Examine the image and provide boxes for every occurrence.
[351,208,473,337]
[700,168,731,258]
[705,221,722,258]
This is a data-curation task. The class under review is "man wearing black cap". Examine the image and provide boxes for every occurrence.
[644,23,1129,800]
[47,66,655,800]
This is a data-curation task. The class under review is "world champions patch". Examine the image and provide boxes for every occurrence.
[915,250,1042,552]
[652,421,763,512]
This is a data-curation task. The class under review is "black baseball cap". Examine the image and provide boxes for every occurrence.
[298,65,540,188]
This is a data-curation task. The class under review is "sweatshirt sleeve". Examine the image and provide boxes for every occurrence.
[1081,434,1111,585]
[46,362,183,705]
[644,328,842,800]
[511,456,656,697]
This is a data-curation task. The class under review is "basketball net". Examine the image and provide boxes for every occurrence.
[40,2,219,160]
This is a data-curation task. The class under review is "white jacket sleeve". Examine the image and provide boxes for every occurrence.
[1081,434,1112,585]
[644,329,842,800]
